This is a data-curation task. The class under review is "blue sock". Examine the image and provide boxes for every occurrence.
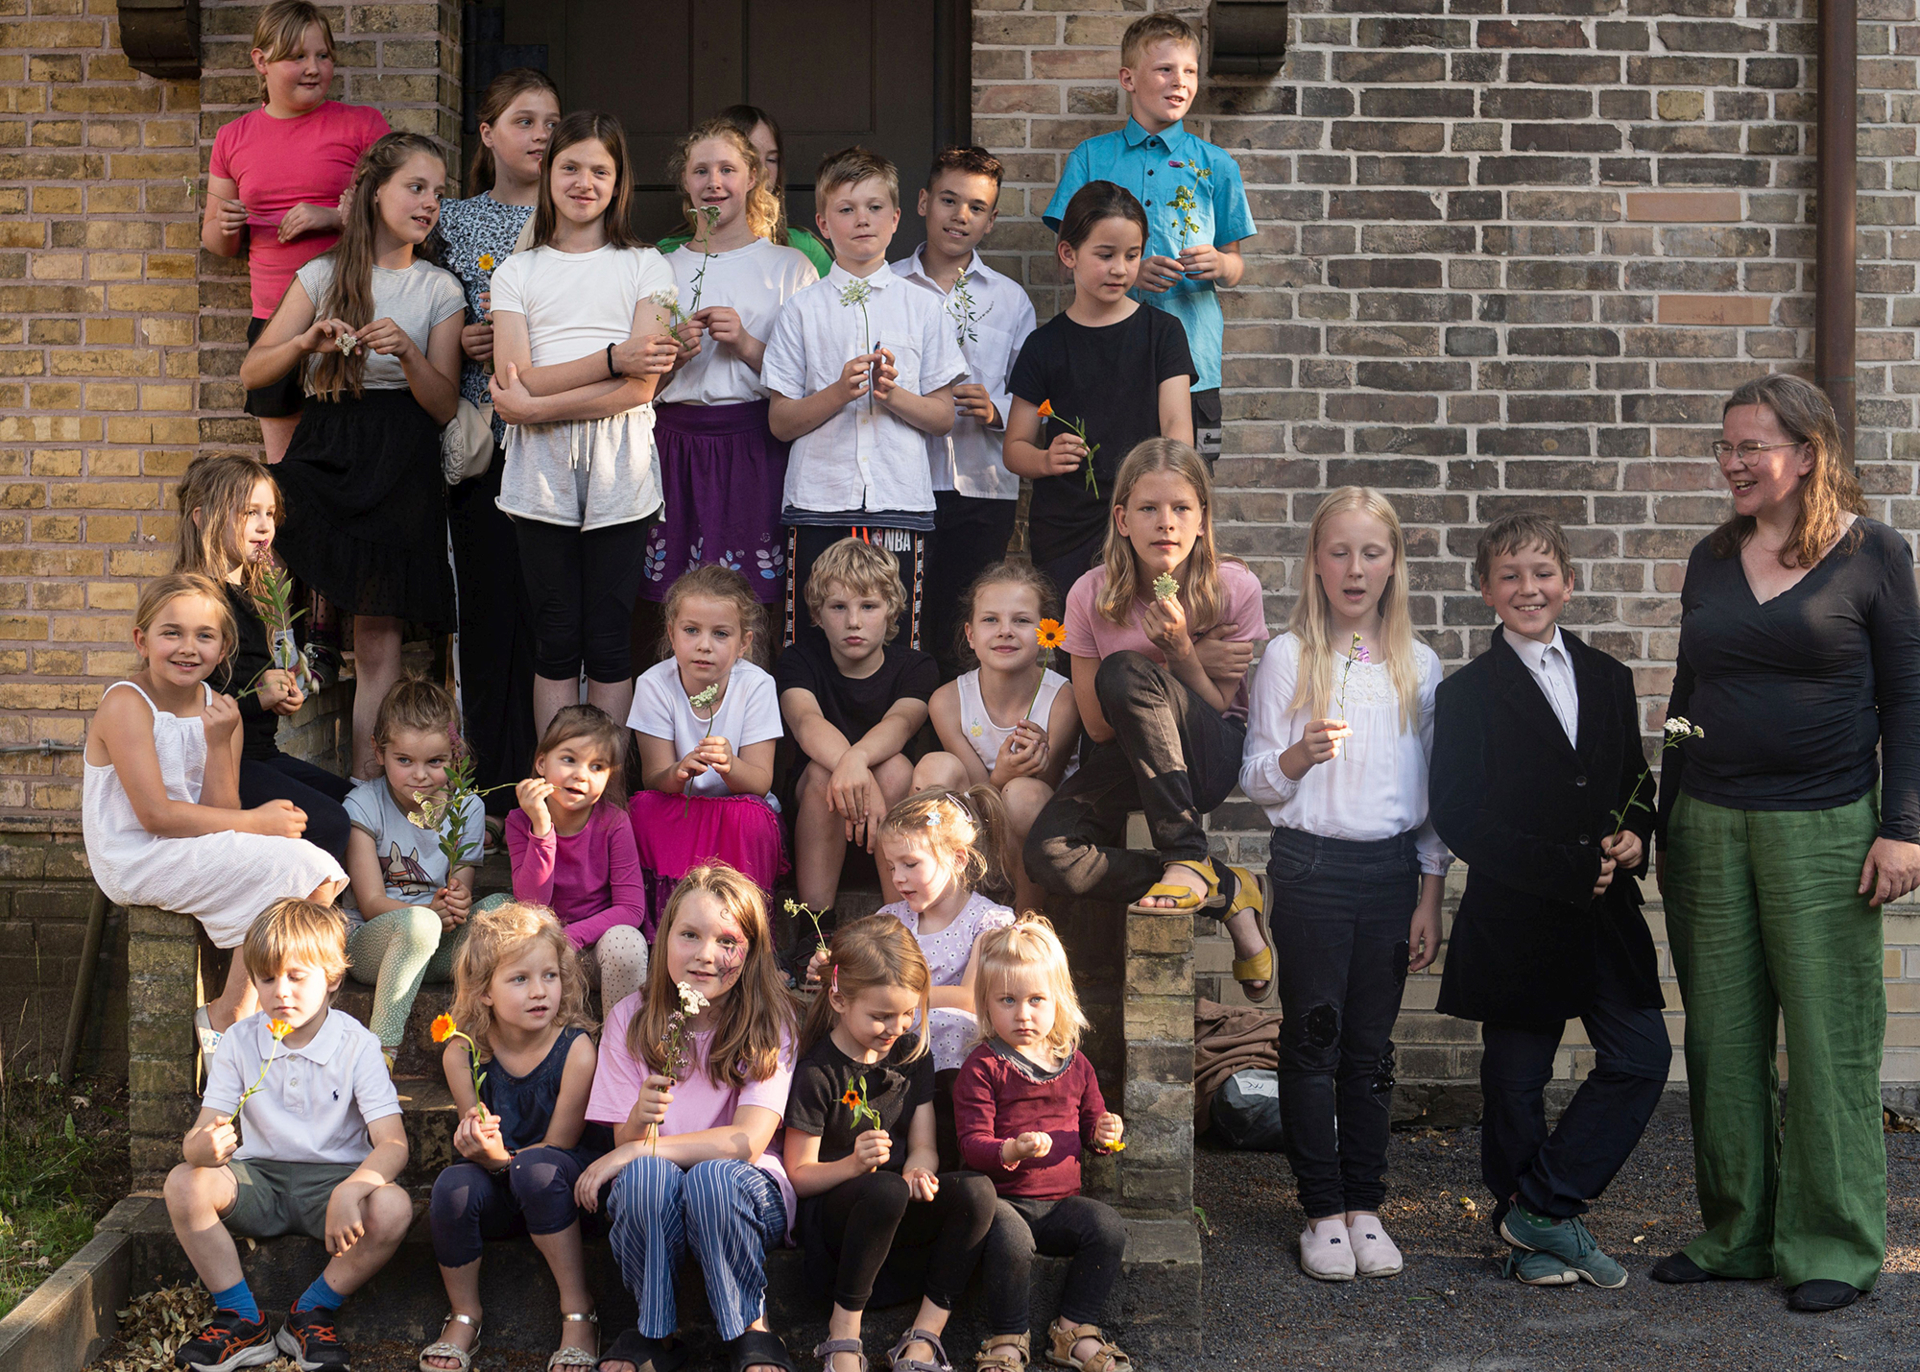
[293,1274,343,1313]
[210,1279,259,1323]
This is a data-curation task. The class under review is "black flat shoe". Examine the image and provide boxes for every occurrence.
[1788,1280,1862,1312]
[1650,1251,1716,1284]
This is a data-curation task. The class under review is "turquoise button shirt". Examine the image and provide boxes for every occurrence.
[1043,118,1256,392]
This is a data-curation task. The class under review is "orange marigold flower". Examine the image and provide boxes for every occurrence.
[841,1086,862,1109]
[431,1013,457,1044]
[1037,399,1055,419]
[267,1018,293,1041]
[1036,618,1065,651]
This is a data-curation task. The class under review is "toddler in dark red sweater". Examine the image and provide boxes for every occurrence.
[952,917,1131,1372]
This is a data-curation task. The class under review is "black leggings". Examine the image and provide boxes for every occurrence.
[984,1194,1128,1336]
[513,515,653,682]
[450,449,536,811]
[238,753,352,863]
[812,1169,996,1312]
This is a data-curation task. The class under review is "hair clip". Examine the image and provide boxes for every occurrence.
[926,807,941,827]
[830,964,839,995]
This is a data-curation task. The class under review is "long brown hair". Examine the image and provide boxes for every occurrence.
[534,703,628,807]
[1098,438,1232,632]
[668,118,780,244]
[308,133,446,402]
[531,111,645,250]
[447,901,593,1064]
[174,454,282,598]
[953,559,1059,670]
[1712,374,1866,568]
[626,864,795,1089]
[1287,487,1422,730]
[468,67,560,195]
[798,915,932,1059]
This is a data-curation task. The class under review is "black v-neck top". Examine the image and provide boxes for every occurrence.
[1660,517,1920,840]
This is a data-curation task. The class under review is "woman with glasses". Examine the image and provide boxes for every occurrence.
[1652,373,1920,1311]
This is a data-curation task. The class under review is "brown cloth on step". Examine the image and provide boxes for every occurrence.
[1194,997,1281,1131]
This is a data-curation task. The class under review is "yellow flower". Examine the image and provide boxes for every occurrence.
[268,1018,292,1040]
[477,253,496,272]
[1036,618,1065,652]
[431,1013,457,1044]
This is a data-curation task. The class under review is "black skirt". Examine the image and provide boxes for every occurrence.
[275,389,454,628]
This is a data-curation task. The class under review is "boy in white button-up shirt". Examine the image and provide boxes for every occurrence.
[165,897,410,1372]
[764,145,968,648]
[894,146,1038,675]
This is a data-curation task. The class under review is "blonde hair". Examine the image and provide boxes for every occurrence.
[243,897,349,984]
[661,564,766,667]
[627,864,796,1089]
[251,0,335,103]
[1121,13,1201,68]
[134,572,236,658]
[373,675,460,752]
[877,786,1013,903]
[447,902,592,1063]
[1098,439,1232,633]
[804,538,906,640]
[973,916,1089,1060]
[174,455,282,598]
[1288,487,1421,730]
[799,915,932,1059]
[670,119,781,243]
[814,145,899,208]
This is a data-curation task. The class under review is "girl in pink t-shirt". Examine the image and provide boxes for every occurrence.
[202,1,389,462]
[1026,439,1271,945]
[574,864,801,1372]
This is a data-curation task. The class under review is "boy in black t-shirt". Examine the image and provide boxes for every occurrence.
[778,538,940,918]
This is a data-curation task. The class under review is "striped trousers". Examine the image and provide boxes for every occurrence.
[605,1154,786,1341]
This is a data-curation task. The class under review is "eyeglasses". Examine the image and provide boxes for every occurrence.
[1711,440,1805,460]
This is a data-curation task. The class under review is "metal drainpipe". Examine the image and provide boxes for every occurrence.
[1816,0,1857,462]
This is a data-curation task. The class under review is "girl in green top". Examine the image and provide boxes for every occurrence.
[656,104,832,275]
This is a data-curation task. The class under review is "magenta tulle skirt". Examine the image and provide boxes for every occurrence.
[628,789,789,934]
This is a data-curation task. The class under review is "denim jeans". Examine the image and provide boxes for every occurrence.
[1268,827,1419,1219]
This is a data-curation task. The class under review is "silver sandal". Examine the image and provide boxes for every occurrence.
[815,1336,869,1372]
[887,1328,953,1372]
[418,1312,481,1372]
[549,1311,599,1372]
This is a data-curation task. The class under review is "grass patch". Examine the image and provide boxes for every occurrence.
[0,1068,129,1321]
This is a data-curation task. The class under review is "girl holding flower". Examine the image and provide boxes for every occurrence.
[575,864,802,1372]
[1241,486,1449,1280]
[783,916,996,1372]
[422,901,608,1372]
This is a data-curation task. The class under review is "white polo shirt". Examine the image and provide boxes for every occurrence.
[202,1008,401,1165]
[762,261,968,516]
[892,246,1036,500]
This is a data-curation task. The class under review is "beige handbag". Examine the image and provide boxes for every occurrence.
[440,214,541,484]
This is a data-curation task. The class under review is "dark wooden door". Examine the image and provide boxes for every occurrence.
[489,0,968,259]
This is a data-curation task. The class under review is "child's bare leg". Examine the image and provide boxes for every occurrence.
[206,952,259,1032]
[320,1182,413,1295]
[897,1297,951,1362]
[164,1163,243,1290]
[350,615,404,778]
[1001,777,1054,915]
[872,755,914,903]
[531,1221,597,1369]
[533,675,578,741]
[823,1304,864,1372]
[423,1261,482,1370]
[584,677,634,732]
[911,751,969,794]
[259,415,298,466]
[795,759,847,910]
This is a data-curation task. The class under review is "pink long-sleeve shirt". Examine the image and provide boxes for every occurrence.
[505,804,647,947]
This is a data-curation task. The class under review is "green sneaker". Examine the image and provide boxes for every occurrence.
[1502,1248,1578,1286]
[1498,1204,1628,1289]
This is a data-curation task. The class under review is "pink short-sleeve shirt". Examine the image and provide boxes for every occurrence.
[1061,562,1270,719]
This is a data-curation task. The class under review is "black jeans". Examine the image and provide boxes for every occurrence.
[983,1194,1128,1336]
[450,449,536,812]
[810,1169,996,1311]
[238,753,351,863]
[1269,827,1419,1219]
[1025,652,1246,903]
[1480,939,1670,1220]
[926,491,1018,677]
[512,515,653,683]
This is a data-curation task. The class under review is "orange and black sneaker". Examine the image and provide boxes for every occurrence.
[274,1306,352,1371]
[174,1309,276,1371]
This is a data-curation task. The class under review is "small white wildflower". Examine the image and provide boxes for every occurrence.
[676,981,710,1014]
[1664,716,1704,741]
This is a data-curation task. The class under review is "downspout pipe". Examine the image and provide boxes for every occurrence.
[1816,0,1857,463]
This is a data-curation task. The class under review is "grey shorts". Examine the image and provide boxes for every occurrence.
[223,1158,360,1239]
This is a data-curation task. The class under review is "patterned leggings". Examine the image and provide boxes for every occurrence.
[346,904,466,1048]
[472,894,649,1010]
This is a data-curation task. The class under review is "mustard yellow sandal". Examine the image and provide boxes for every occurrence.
[1220,864,1275,1003]
[1125,857,1227,915]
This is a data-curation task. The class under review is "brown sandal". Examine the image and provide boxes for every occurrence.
[1045,1324,1131,1372]
[974,1333,1029,1371]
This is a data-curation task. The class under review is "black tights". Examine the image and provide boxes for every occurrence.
[812,1169,996,1312]
[984,1195,1128,1336]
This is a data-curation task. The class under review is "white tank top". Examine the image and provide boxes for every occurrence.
[955,668,1075,776]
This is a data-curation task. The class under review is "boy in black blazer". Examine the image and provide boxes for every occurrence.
[1430,512,1670,1289]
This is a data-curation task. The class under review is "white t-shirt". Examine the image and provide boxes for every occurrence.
[488,242,675,366]
[657,237,818,406]
[627,658,784,798]
[201,1008,401,1165]
[293,256,465,390]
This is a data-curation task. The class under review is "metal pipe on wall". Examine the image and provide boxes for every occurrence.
[1816,0,1857,462]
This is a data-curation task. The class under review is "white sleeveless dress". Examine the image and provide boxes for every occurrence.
[879,891,1016,1071]
[82,681,346,947]
[955,668,1077,779]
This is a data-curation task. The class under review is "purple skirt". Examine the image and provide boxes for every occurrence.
[642,399,789,602]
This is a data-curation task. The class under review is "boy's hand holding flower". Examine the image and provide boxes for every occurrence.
[852,1128,892,1171]
[868,347,900,405]
[204,1116,239,1167]
[1176,242,1227,281]
[1601,828,1643,873]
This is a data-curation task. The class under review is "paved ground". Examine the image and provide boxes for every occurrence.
[119,1112,1918,1371]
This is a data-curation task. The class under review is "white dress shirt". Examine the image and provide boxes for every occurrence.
[1504,625,1579,747]
[891,247,1036,499]
[1238,633,1453,875]
[761,261,969,515]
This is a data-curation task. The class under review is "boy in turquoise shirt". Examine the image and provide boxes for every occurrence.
[1043,12,1256,464]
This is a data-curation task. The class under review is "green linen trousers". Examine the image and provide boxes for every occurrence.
[1663,791,1888,1291]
